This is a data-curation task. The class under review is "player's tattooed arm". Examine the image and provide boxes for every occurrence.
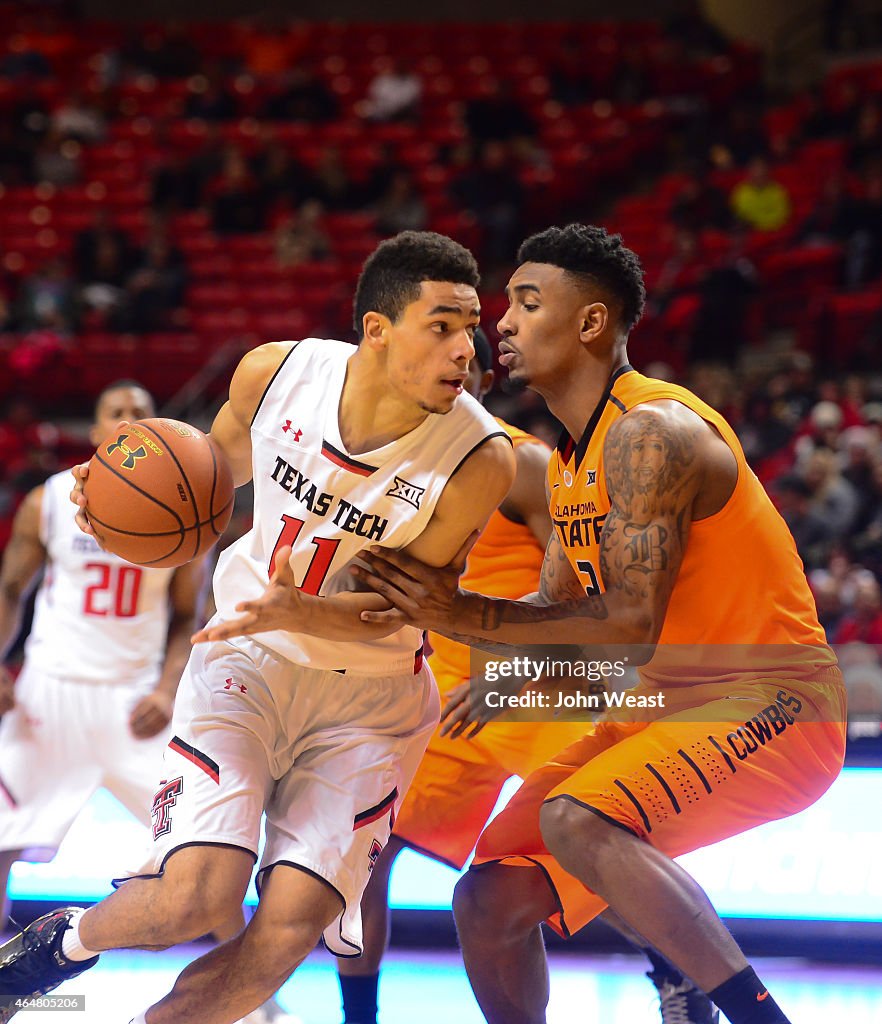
[359,402,703,649]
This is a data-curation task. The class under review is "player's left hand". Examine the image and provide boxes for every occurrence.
[129,689,174,738]
[191,546,306,643]
[354,532,478,631]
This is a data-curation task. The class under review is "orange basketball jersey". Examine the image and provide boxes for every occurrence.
[430,419,548,685]
[549,365,833,687]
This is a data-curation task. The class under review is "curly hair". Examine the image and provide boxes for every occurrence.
[517,224,646,332]
[353,231,480,337]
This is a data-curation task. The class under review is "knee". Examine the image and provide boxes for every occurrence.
[453,866,547,941]
[539,798,623,882]
[242,916,326,989]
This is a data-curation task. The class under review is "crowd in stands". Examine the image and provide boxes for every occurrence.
[1,3,882,738]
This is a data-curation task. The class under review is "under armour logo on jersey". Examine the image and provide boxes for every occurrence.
[223,678,247,694]
[106,434,148,471]
[282,420,303,442]
[586,469,597,485]
[151,776,183,840]
[386,476,425,510]
[368,838,383,873]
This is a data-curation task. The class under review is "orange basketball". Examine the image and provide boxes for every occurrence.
[84,418,235,568]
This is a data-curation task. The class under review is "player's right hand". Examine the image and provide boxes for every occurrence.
[440,677,506,740]
[0,666,15,716]
[70,462,96,536]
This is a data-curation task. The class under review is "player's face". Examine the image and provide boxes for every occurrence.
[91,387,155,446]
[385,281,480,414]
[496,263,585,393]
[630,428,666,488]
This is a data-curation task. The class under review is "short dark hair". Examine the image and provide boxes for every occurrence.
[472,326,493,372]
[94,379,153,417]
[353,231,480,338]
[517,224,646,332]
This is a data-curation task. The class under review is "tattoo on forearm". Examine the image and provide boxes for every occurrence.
[538,534,585,603]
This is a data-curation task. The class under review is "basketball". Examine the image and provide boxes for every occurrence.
[84,418,235,568]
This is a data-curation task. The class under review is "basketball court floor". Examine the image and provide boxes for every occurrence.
[30,943,882,1023]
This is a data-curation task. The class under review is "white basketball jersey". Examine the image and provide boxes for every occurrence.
[213,338,507,674]
[23,469,175,686]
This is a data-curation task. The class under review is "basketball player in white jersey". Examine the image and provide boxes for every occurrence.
[0,381,198,921]
[0,231,515,1024]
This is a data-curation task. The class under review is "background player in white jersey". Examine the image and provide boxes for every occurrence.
[0,381,200,922]
[0,231,515,1024]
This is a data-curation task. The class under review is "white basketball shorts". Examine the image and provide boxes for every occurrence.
[128,634,439,956]
[0,664,167,859]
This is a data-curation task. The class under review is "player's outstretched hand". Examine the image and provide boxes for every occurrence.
[129,689,174,739]
[0,666,15,716]
[440,677,505,739]
[355,532,479,631]
[191,546,303,643]
[70,462,97,537]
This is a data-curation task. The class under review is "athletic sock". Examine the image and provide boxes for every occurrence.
[339,972,379,1024]
[642,945,685,984]
[60,909,101,962]
[708,966,791,1024]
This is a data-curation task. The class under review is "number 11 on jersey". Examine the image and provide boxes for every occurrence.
[270,515,341,596]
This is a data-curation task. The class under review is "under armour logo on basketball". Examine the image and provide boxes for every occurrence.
[151,776,183,840]
[282,421,303,442]
[106,434,148,471]
[386,476,425,510]
[224,678,247,694]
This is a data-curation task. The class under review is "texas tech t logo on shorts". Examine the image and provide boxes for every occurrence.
[152,777,184,840]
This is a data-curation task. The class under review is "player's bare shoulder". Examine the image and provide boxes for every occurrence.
[228,341,299,424]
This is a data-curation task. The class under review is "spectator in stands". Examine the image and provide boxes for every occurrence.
[209,146,265,234]
[811,573,846,637]
[16,258,76,332]
[361,58,422,122]
[687,229,758,364]
[847,101,882,176]
[798,175,859,245]
[184,71,237,122]
[374,170,427,234]
[309,145,357,211]
[852,458,882,579]
[274,200,332,269]
[122,23,200,79]
[669,165,731,232]
[73,212,135,321]
[31,127,81,187]
[358,143,400,207]
[253,139,314,216]
[549,38,593,106]
[262,66,338,123]
[122,228,187,331]
[236,14,309,78]
[610,43,651,105]
[834,572,882,645]
[730,156,792,232]
[464,80,536,146]
[150,151,203,213]
[841,426,882,531]
[801,447,860,539]
[775,473,837,570]
[848,171,882,285]
[51,90,106,144]
[451,140,524,270]
[707,103,767,169]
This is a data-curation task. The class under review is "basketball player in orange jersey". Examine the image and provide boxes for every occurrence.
[354,224,847,1024]
[0,232,514,1024]
[336,329,589,1024]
